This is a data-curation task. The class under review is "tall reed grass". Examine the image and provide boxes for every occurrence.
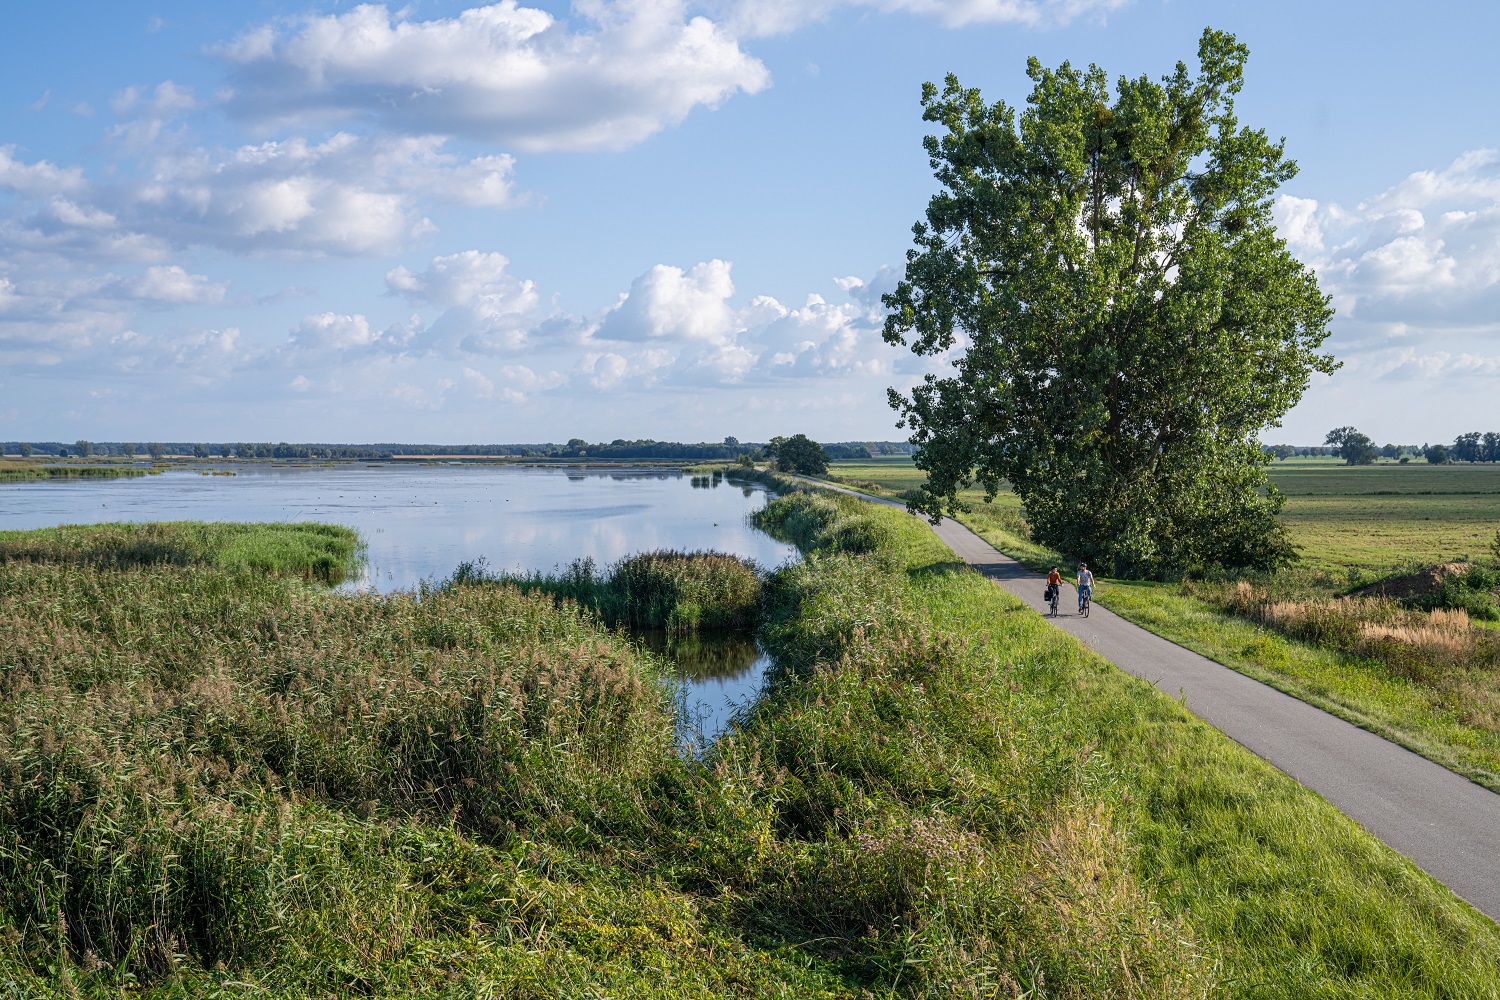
[750,489,891,555]
[0,465,148,482]
[1212,580,1500,731]
[0,521,361,584]
[453,549,763,635]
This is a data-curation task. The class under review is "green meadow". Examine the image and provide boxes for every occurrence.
[3,503,1500,997]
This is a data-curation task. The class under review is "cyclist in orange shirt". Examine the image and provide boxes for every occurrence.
[1045,566,1063,610]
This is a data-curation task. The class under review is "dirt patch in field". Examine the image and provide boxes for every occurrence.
[1353,563,1472,602]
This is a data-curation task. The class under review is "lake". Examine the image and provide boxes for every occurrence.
[0,464,796,741]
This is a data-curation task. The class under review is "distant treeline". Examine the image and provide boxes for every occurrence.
[2,438,916,461]
[1263,433,1500,463]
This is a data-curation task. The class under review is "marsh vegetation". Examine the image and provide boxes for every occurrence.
[455,549,764,636]
[6,502,1500,996]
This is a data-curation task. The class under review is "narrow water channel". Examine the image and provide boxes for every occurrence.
[629,630,772,748]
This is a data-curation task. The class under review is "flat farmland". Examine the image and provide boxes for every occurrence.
[1271,462,1500,569]
[828,457,1500,571]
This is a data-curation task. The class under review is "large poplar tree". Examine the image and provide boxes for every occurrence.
[883,29,1336,576]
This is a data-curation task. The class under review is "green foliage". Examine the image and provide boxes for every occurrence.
[883,28,1333,577]
[0,521,362,584]
[745,493,1500,995]
[766,433,829,476]
[457,549,764,636]
[1325,425,1379,464]
[750,490,891,555]
[1425,565,1499,620]
[146,442,165,461]
[1425,443,1450,464]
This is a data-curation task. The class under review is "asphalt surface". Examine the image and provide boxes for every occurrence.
[816,480,1500,923]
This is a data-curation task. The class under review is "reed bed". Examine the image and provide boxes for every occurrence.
[1219,581,1499,674]
[0,521,361,584]
[0,465,148,481]
[749,489,891,556]
[454,549,763,635]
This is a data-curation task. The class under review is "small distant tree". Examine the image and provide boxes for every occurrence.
[1324,427,1378,465]
[768,434,829,476]
[74,440,93,458]
[193,443,209,459]
[147,442,166,461]
[736,453,755,468]
[724,436,741,448]
[1425,443,1449,464]
[57,447,69,458]
[1380,443,1400,460]
[120,442,136,458]
[17,442,32,458]
[1482,432,1500,463]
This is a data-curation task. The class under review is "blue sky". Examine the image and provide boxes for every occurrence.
[1,0,1496,445]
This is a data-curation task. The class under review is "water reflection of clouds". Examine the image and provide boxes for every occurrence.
[1,466,798,591]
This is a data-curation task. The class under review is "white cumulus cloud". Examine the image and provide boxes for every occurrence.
[387,250,546,354]
[594,259,738,344]
[216,1,771,153]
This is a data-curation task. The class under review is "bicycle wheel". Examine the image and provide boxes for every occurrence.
[1082,595,1091,617]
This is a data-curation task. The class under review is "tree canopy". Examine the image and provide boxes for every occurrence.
[1325,427,1378,465]
[883,28,1336,576]
[768,434,830,476]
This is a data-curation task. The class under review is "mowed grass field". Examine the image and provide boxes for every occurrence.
[827,456,1500,571]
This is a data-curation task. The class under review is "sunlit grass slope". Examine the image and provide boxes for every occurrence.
[744,490,1500,997]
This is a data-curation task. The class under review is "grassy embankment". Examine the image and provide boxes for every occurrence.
[6,508,1500,994]
[824,457,1500,791]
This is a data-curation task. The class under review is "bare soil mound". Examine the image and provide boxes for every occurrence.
[1353,562,1472,602]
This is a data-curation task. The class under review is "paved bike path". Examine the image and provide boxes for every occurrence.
[815,480,1500,922]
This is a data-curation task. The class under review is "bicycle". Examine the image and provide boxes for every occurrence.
[1078,588,1091,618]
[1047,584,1059,617]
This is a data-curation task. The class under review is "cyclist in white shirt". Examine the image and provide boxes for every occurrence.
[1076,563,1095,612]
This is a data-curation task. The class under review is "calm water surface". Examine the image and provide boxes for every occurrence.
[0,465,794,740]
